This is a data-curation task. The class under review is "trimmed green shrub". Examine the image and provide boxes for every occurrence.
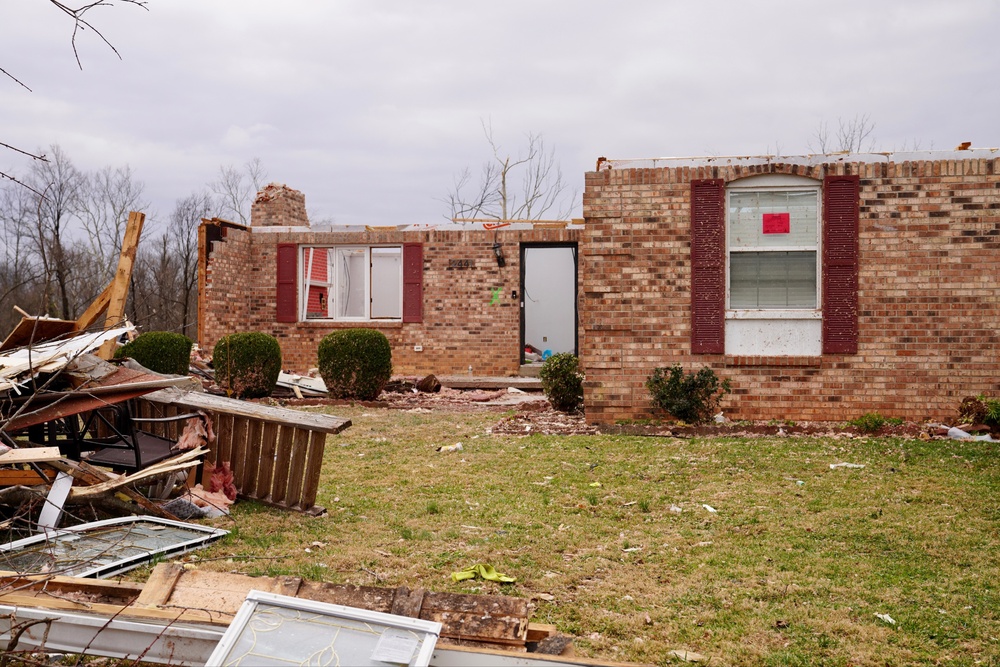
[212,332,282,399]
[317,328,392,400]
[539,353,584,413]
[114,331,193,376]
[645,364,730,424]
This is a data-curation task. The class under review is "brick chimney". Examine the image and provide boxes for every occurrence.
[250,183,310,227]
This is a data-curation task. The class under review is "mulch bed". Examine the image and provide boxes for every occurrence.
[254,386,983,440]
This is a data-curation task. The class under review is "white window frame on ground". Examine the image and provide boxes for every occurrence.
[725,175,822,356]
[300,245,403,322]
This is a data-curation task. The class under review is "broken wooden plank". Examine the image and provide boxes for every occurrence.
[68,457,202,498]
[0,447,61,464]
[140,564,530,646]
[156,566,306,620]
[73,283,113,332]
[391,585,426,618]
[98,210,145,360]
[134,562,186,607]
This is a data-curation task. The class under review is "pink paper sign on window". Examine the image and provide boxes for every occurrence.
[762,212,790,234]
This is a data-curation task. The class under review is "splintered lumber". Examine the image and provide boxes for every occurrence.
[63,447,205,498]
[97,210,144,360]
[74,283,113,332]
[47,458,181,521]
[0,566,652,666]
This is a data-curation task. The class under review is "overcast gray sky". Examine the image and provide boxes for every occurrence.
[2,1,998,228]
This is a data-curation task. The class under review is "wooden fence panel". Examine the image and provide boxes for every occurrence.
[137,389,349,514]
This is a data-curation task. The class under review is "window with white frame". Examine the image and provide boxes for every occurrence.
[301,246,402,321]
[728,183,820,310]
[725,175,822,356]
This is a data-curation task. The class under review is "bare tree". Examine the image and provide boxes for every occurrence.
[131,233,177,332]
[169,192,211,333]
[127,192,209,335]
[210,158,266,225]
[0,186,46,332]
[809,114,877,154]
[78,164,149,283]
[446,121,577,222]
[25,145,86,319]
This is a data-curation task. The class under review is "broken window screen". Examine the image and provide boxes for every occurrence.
[728,189,819,309]
[0,517,228,578]
[207,590,441,667]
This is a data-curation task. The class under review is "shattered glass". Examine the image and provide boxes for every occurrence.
[0,517,228,578]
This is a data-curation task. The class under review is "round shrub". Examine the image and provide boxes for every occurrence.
[317,328,392,400]
[114,331,193,376]
[645,364,730,424]
[539,352,584,413]
[212,332,282,399]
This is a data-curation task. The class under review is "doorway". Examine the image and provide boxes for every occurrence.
[520,244,578,366]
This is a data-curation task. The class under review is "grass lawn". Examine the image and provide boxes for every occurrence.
[191,404,1000,666]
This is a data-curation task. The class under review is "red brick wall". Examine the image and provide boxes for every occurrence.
[201,225,580,377]
[582,156,1000,424]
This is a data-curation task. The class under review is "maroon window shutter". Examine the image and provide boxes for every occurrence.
[402,243,423,323]
[822,175,860,354]
[276,243,298,323]
[690,179,726,354]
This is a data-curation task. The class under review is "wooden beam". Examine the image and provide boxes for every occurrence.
[97,211,145,359]
[0,446,62,464]
[74,283,113,331]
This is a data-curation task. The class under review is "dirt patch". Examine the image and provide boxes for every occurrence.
[267,386,552,413]
[258,386,972,440]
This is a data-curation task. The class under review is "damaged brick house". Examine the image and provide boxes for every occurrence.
[580,149,1000,424]
[198,184,582,377]
[199,150,998,425]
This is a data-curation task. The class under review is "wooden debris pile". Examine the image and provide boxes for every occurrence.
[0,563,615,665]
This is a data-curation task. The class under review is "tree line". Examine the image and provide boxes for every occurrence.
[0,146,264,340]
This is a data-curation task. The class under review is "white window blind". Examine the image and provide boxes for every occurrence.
[728,188,819,310]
